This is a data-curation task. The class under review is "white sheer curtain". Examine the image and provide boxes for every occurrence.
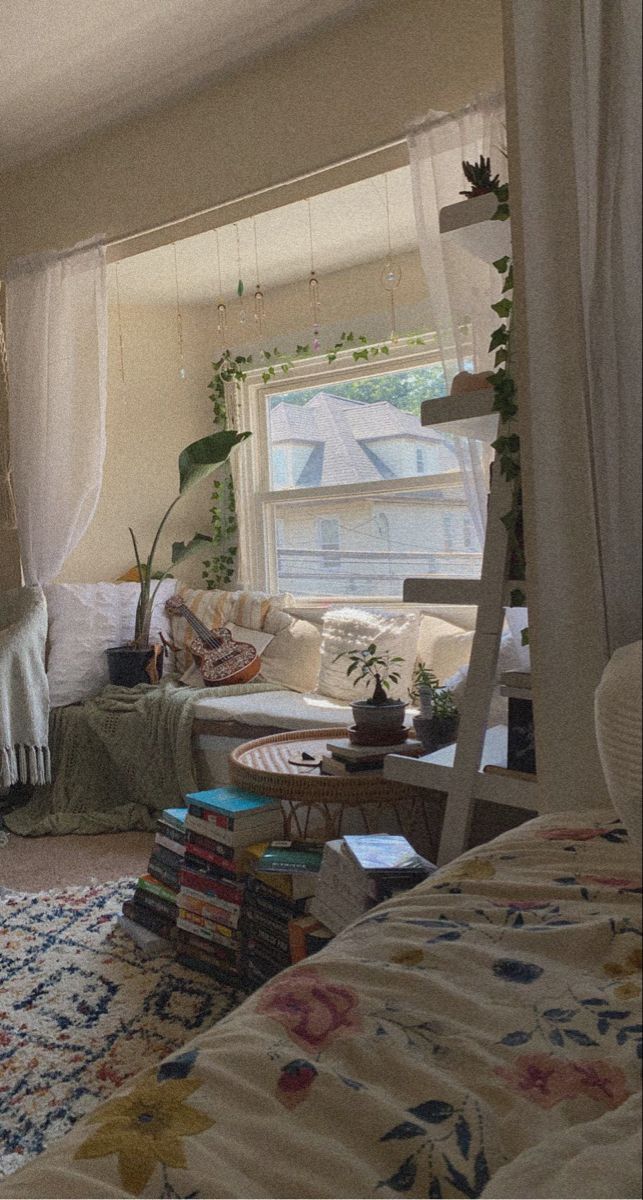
[407,94,506,549]
[5,237,108,586]
[503,0,641,810]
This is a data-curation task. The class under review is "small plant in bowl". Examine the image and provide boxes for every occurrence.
[334,644,407,744]
[460,155,500,198]
[409,662,459,751]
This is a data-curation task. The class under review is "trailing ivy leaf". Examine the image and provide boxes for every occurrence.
[408,1100,454,1124]
[493,255,510,274]
[489,326,509,350]
[380,344,390,354]
[510,588,526,607]
[237,280,244,297]
[502,265,514,293]
[380,1121,425,1142]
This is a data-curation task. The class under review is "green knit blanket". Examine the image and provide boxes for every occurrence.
[4,677,278,837]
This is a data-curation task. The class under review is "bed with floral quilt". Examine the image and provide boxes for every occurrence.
[1,808,641,1200]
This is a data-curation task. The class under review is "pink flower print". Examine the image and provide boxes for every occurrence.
[578,875,642,890]
[540,827,613,841]
[569,1060,630,1109]
[276,1060,318,1109]
[496,1054,630,1111]
[495,1053,574,1109]
[256,966,361,1053]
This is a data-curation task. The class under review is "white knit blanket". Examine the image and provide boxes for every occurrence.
[0,585,50,787]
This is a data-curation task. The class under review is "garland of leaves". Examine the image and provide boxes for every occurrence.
[202,332,424,588]
[487,182,526,606]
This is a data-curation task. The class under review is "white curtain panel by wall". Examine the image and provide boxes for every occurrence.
[407,94,506,550]
[5,237,108,586]
[504,0,641,810]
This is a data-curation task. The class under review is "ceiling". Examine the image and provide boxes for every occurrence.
[0,0,372,171]
[112,165,419,304]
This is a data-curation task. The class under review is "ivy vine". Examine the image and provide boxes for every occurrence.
[486,182,526,598]
[202,332,425,588]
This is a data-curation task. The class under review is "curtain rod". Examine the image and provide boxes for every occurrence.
[105,135,407,252]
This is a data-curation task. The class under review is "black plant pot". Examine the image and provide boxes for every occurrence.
[413,714,459,753]
[105,644,164,687]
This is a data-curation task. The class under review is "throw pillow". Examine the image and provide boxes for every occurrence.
[416,614,474,685]
[45,580,177,708]
[316,607,419,703]
[260,618,322,693]
[595,640,642,848]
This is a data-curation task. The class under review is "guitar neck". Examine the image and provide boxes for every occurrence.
[175,603,221,648]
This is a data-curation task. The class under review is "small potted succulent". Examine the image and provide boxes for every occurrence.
[409,662,459,751]
[460,155,500,198]
[335,643,407,744]
[106,427,250,687]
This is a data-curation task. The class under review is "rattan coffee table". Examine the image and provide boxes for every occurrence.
[229,727,440,853]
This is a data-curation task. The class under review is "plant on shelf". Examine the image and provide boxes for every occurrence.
[107,428,250,688]
[334,643,407,745]
[460,155,500,198]
[409,661,459,752]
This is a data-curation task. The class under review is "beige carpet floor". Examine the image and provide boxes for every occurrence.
[0,830,155,892]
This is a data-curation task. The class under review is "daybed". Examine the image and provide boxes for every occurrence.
[0,806,640,1199]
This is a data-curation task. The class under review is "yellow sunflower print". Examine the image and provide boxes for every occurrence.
[74,1073,213,1194]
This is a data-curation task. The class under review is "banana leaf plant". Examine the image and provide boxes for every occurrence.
[129,428,250,647]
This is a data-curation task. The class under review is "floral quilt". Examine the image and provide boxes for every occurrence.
[1,808,641,1199]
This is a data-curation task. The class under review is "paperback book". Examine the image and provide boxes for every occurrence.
[256,840,324,875]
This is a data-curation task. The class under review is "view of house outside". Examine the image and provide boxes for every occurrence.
[266,363,486,598]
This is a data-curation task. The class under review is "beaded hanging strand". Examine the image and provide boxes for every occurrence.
[253,217,265,335]
[234,223,246,327]
[114,263,126,383]
[172,243,186,379]
[381,173,402,343]
[214,227,227,346]
[307,197,321,351]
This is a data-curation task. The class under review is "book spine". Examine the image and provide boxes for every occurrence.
[133,887,177,918]
[184,842,248,879]
[155,833,186,857]
[179,885,240,918]
[180,868,245,906]
[137,875,178,904]
[177,912,237,946]
[187,830,237,859]
[179,893,240,928]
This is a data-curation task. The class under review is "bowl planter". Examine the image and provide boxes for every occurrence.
[105,644,164,688]
[351,699,407,745]
[414,713,459,754]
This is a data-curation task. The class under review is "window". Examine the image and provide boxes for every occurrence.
[233,344,487,601]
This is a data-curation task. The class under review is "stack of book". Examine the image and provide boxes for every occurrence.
[122,806,187,943]
[319,736,424,776]
[311,834,435,934]
[241,840,323,991]
[175,787,283,986]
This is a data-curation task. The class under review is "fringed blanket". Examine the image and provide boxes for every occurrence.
[0,586,50,788]
[3,677,277,836]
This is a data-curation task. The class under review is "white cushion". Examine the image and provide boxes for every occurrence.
[45,580,177,708]
[192,689,352,730]
[595,641,642,848]
[316,607,419,702]
[416,615,474,685]
[259,618,321,694]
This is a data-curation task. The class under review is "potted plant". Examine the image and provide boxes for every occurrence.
[334,643,407,744]
[409,662,459,752]
[106,427,250,687]
[459,155,500,198]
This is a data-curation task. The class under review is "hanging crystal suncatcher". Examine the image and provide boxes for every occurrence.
[214,228,227,345]
[253,217,265,335]
[381,173,402,343]
[307,198,321,351]
[235,224,246,326]
[172,243,186,379]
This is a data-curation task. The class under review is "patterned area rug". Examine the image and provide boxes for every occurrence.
[0,879,240,1180]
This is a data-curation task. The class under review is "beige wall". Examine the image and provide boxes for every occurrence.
[0,0,502,270]
[60,246,434,584]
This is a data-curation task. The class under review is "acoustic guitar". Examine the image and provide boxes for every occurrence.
[165,596,261,686]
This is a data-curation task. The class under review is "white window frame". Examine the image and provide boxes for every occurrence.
[228,338,465,607]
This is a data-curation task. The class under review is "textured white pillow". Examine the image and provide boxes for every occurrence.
[316,607,419,702]
[595,641,642,848]
[416,615,474,685]
[45,580,177,708]
[260,618,321,694]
